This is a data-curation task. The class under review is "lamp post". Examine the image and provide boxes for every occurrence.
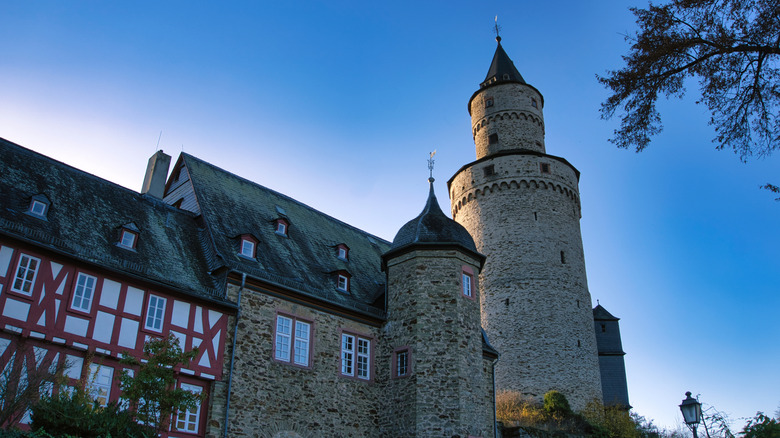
[679,391,703,438]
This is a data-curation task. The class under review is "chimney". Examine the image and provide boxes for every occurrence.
[141,150,171,199]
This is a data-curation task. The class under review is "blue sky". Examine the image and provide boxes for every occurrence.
[1,0,777,431]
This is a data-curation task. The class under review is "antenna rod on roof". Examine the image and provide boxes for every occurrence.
[155,130,163,151]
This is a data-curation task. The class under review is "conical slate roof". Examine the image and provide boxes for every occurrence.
[480,36,525,88]
[593,304,619,321]
[389,179,477,253]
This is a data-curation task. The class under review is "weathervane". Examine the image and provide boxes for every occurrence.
[428,150,437,181]
[494,15,502,42]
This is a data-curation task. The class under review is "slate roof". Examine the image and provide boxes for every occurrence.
[180,154,391,318]
[593,304,619,321]
[388,179,480,256]
[481,37,526,88]
[0,137,227,305]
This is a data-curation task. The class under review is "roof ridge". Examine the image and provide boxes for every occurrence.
[180,152,391,245]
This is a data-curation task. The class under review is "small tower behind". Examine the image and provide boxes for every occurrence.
[593,305,630,408]
[449,37,603,410]
[381,177,494,438]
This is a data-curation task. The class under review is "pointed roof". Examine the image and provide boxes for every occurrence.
[480,36,525,88]
[387,178,480,257]
[593,304,620,321]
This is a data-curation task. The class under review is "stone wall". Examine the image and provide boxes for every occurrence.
[449,151,602,411]
[470,83,546,157]
[215,281,383,438]
[383,248,494,438]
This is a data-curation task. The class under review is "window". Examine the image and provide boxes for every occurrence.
[392,347,411,379]
[28,198,49,218]
[274,218,289,236]
[483,165,495,177]
[462,272,473,298]
[88,364,113,407]
[601,324,606,333]
[145,295,166,332]
[540,163,551,174]
[485,97,494,108]
[336,244,349,261]
[337,274,349,292]
[119,229,138,249]
[239,237,256,258]
[71,273,97,312]
[11,254,40,295]
[175,383,203,433]
[532,98,538,108]
[274,315,311,367]
[341,332,371,380]
[560,251,566,264]
[488,133,499,144]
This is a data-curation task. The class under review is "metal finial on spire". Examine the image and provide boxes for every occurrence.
[428,150,437,182]
[494,15,502,43]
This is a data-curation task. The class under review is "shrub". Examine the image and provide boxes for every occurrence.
[543,390,572,416]
[30,387,154,438]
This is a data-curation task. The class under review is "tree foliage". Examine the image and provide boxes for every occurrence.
[740,412,780,438]
[118,334,201,434]
[599,0,780,161]
[30,388,153,438]
[0,341,66,428]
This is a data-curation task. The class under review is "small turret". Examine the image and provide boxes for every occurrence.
[381,178,493,437]
[468,37,546,157]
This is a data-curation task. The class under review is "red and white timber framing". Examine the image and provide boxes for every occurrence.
[0,238,230,436]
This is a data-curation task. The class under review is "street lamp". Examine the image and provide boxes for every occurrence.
[679,391,703,438]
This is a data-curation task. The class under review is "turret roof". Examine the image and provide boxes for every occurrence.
[389,179,478,254]
[480,37,526,88]
[593,304,620,321]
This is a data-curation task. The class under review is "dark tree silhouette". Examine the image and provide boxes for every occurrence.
[599,0,780,162]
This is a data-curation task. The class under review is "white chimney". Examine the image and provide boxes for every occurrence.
[141,150,171,199]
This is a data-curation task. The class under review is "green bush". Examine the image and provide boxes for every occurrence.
[543,391,572,416]
[29,389,153,438]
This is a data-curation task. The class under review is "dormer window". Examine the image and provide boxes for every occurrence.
[117,223,139,250]
[27,195,50,219]
[335,271,351,292]
[336,244,349,261]
[239,235,258,259]
[274,218,289,237]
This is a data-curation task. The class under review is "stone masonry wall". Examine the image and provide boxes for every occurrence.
[214,281,383,438]
[470,83,546,157]
[449,153,602,411]
[383,248,494,438]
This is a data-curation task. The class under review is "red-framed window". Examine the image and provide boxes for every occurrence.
[273,313,312,368]
[392,346,412,379]
[340,330,373,381]
[336,244,349,261]
[461,265,475,300]
[238,234,258,259]
[274,218,289,236]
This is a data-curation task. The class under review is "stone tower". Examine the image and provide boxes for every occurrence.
[448,37,603,410]
[593,305,630,408]
[382,178,494,438]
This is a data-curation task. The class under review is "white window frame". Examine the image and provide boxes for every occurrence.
[274,315,310,367]
[337,274,349,292]
[71,272,97,312]
[462,272,473,298]
[119,229,137,249]
[88,364,114,407]
[29,199,48,217]
[11,254,41,296]
[338,247,347,259]
[240,239,255,258]
[144,295,166,332]
[395,349,409,378]
[341,333,371,380]
[175,383,203,433]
